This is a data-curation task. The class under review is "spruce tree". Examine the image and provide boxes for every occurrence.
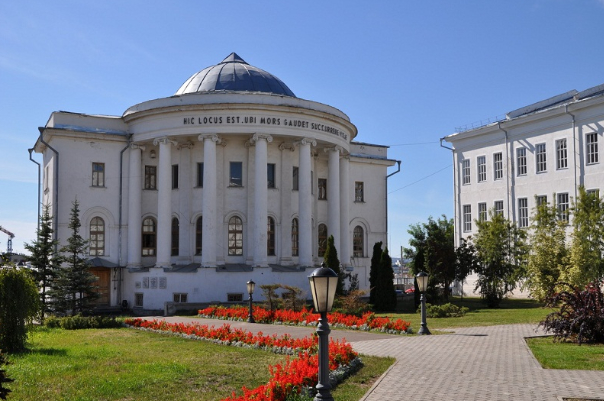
[323,235,344,295]
[369,241,383,305]
[24,205,62,322]
[374,247,396,311]
[49,200,99,315]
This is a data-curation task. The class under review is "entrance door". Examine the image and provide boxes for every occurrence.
[90,268,110,306]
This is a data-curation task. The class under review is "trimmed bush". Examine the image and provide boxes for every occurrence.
[44,315,122,330]
[0,268,40,352]
[421,303,469,318]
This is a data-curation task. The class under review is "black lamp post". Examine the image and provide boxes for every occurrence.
[246,279,255,323]
[416,271,431,335]
[308,264,338,401]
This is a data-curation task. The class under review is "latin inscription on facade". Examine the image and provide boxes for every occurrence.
[182,114,348,140]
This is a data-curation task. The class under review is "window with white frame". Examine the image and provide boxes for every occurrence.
[291,218,299,256]
[267,163,276,188]
[173,293,188,303]
[267,217,275,256]
[171,217,179,256]
[516,148,527,176]
[536,143,547,173]
[355,181,364,202]
[493,152,503,180]
[134,293,144,308]
[477,156,486,182]
[478,202,487,222]
[228,216,243,256]
[318,178,327,200]
[556,139,568,169]
[92,162,105,187]
[463,205,472,232]
[89,217,105,256]
[353,226,364,257]
[494,200,504,216]
[462,159,470,185]
[586,133,599,165]
[230,162,243,187]
[557,193,569,222]
[518,198,529,228]
[536,195,548,207]
[142,217,156,256]
[586,188,600,198]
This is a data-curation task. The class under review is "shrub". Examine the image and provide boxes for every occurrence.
[421,303,469,318]
[539,281,604,345]
[0,350,12,400]
[0,268,40,352]
[44,315,122,330]
[335,290,371,317]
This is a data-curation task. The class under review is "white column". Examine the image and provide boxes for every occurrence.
[297,138,315,267]
[327,147,341,254]
[127,144,144,268]
[178,142,193,262]
[279,143,295,264]
[339,155,350,266]
[154,137,175,268]
[251,134,272,267]
[199,134,222,267]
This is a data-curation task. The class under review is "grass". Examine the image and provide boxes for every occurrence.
[5,326,393,401]
[383,296,551,331]
[526,337,604,371]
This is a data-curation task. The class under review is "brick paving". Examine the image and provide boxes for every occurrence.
[146,317,604,400]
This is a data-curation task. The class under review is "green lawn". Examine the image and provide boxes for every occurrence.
[5,326,393,401]
[526,337,604,371]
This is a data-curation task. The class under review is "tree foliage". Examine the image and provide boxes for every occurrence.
[0,267,40,352]
[0,350,12,400]
[563,187,604,287]
[49,200,99,316]
[373,247,397,311]
[323,235,344,296]
[524,197,568,302]
[368,241,383,305]
[24,204,62,322]
[473,210,527,307]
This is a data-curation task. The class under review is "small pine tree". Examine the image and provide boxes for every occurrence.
[374,247,397,311]
[323,235,343,295]
[24,204,62,322]
[49,200,99,316]
[0,350,13,400]
[369,241,383,305]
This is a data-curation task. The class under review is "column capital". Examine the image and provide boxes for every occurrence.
[198,134,226,146]
[324,145,344,155]
[130,143,146,151]
[246,133,273,147]
[177,141,194,150]
[153,137,178,147]
[278,142,296,152]
[294,137,317,147]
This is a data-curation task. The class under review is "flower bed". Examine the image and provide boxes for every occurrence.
[199,305,413,334]
[124,318,360,401]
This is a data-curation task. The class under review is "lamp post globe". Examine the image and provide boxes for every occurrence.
[308,264,338,401]
[247,280,255,323]
[416,271,431,335]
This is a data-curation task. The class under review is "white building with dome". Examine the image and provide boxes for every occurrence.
[32,53,399,313]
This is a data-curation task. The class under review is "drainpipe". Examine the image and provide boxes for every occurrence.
[117,135,132,305]
[565,105,578,199]
[28,148,41,232]
[498,122,512,221]
[439,138,457,244]
[38,127,59,248]
[386,160,401,249]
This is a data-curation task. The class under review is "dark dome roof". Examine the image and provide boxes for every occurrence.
[175,53,296,97]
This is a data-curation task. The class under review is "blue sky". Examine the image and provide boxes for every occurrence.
[2,0,604,256]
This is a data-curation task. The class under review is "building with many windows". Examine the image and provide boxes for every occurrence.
[444,83,604,294]
[32,53,398,312]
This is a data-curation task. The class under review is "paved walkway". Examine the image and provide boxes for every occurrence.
[145,317,604,400]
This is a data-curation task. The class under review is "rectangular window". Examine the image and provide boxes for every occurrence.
[173,293,188,303]
[228,293,243,302]
[536,195,548,206]
[517,148,527,176]
[172,164,179,189]
[557,193,569,222]
[477,156,486,182]
[267,163,276,188]
[197,162,204,187]
[494,200,504,216]
[292,166,299,191]
[462,159,470,185]
[92,162,105,187]
[355,181,364,202]
[318,178,327,200]
[493,152,503,180]
[518,198,529,228]
[134,293,143,308]
[587,188,600,198]
[586,133,599,165]
[463,205,472,232]
[536,143,547,173]
[478,202,487,222]
[230,162,243,187]
[144,166,157,189]
[556,139,568,169]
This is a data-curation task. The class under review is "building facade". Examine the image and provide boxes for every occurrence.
[444,84,604,294]
[33,53,398,312]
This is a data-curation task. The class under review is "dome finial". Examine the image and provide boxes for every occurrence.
[221,52,247,65]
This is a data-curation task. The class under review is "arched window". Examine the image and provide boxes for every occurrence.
[353,226,364,257]
[171,217,179,256]
[89,217,105,256]
[291,218,299,256]
[228,216,243,256]
[195,216,203,255]
[267,217,275,256]
[318,224,328,257]
[142,217,156,256]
